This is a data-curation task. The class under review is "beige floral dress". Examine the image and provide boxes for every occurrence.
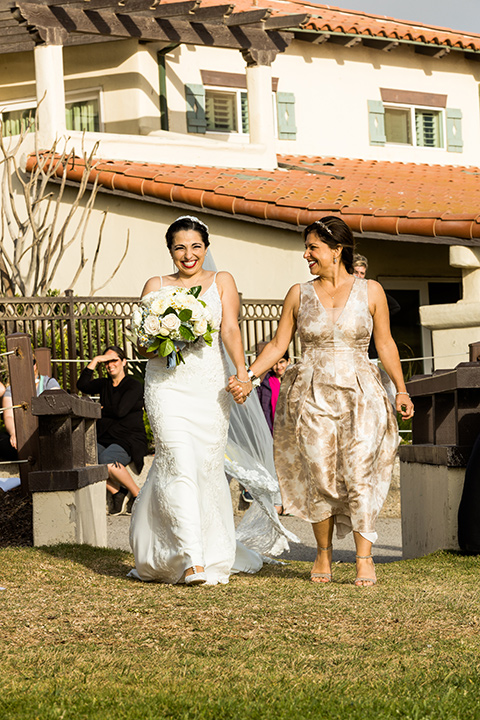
[273,277,398,540]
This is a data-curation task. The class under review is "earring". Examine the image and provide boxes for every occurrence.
[333,257,337,264]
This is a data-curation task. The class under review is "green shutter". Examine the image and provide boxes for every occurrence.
[277,92,296,140]
[446,108,463,153]
[185,83,206,134]
[368,100,386,146]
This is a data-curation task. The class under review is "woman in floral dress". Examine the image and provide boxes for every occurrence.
[229,217,414,586]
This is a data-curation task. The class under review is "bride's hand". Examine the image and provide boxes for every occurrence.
[226,375,251,403]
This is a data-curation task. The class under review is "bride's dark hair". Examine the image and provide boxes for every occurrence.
[303,216,355,274]
[166,216,210,250]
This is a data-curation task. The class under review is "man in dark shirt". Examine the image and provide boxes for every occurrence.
[77,345,148,513]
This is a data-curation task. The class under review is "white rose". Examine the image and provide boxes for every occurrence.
[150,299,164,315]
[189,301,205,321]
[161,313,181,334]
[143,314,161,335]
[131,308,142,331]
[194,318,208,335]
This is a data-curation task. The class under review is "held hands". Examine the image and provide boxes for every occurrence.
[226,374,252,404]
[396,392,414,420]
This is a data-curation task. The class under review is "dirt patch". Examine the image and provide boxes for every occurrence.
[0,487,33,547]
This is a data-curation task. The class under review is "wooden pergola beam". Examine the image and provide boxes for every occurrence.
[15,2,292,52]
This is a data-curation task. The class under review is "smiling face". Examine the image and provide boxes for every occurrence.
[303,231,341,275]
[170,229,207,276]
[103,349,126,381]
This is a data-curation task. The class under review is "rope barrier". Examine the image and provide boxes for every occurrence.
[0,404,27,414]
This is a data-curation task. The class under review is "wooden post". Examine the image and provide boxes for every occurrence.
[34,347,52,377]
[6,333,39,495]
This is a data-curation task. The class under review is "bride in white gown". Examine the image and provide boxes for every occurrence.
[129,216,264,585]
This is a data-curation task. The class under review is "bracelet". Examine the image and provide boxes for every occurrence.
[396,392,410,398]
[235,375,251,384]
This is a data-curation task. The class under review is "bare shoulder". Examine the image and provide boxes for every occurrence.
[366,279,386,300]
[141,276,161,298]
[285,283,301,303]
[215,271,237,294]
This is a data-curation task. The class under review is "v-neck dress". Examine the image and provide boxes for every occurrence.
[273,277,398,541]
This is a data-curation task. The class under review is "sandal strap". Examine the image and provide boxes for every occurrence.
[355,554,373,559]
[318,545,333,552]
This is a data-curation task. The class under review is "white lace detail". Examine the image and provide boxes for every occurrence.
[129,281,262,584]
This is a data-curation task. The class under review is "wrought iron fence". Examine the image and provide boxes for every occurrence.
[0,291,291,390]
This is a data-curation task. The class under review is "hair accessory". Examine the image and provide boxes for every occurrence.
[175,215,209,233]
[314,220,334,237]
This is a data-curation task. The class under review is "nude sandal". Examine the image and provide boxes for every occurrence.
[354,554,377,587]
[311,545,333,583]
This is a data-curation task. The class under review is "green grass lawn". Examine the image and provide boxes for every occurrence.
[1,545,479,720]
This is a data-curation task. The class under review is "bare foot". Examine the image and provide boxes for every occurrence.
[185,566,205,577]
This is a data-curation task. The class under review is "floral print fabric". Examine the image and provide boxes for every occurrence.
[273,277,398,539]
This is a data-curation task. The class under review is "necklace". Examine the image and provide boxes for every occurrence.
[316,277,351,300]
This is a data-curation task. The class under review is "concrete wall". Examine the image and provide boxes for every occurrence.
[400,460,463,558]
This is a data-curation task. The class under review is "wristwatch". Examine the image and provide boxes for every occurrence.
[247,368,261,388]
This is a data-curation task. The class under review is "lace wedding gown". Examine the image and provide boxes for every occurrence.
[129,279,263,584]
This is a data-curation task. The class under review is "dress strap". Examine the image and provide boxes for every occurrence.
[160,275,163,288]
[213,271,218,281]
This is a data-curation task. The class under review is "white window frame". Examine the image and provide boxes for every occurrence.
[0,97,37,136]
[384,103,445,149]
[204,85,277,138]
[378,276,462,373]
[65,87,104,133]
[0,88,104,136]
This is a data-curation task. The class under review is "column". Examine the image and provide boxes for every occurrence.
[243,49,277,169]
[34,41,66,149]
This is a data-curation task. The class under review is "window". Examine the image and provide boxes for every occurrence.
[204,89,248,134]
[65,96,100,132]
[384,105,443,148]
[369,96,463,152]
[0,91,102,137]
[0,102,36,136]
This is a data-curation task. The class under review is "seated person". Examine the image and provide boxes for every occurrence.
[77,346,148,514]
[257,352,290,435]
[0,357,60,461]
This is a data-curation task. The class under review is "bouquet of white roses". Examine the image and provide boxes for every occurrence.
[131,285,218,366]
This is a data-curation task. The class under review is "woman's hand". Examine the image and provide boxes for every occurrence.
[226,375,251,404]
[10,432,17,450]
[396,392,414,420]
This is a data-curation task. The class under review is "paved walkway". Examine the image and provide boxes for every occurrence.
[108,514,402,564]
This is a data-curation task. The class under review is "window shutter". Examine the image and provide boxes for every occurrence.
[446,108,463,153]
[241,91,249,134]
[185,83,206,134]
[277,92,297,140]
[368,100,386,146]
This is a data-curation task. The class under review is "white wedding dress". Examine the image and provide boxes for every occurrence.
[129,277,264,584]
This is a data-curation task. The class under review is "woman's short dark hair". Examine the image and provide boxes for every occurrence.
[165,215,210,251]
[303,216,355,274]
[104,345,126,361]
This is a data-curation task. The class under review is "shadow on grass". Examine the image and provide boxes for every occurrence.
[36,543,316,584]
[38,543,134,579]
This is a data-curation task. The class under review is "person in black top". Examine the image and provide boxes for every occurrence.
[77,345,148,513]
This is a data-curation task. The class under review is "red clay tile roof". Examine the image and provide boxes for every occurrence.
[179,0,480,52]
[29,153,480,242]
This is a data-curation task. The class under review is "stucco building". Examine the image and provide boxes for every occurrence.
[2,0,480,369]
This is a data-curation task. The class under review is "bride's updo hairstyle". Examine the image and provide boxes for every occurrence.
[303,216,355,274]
[165,215,210,251]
